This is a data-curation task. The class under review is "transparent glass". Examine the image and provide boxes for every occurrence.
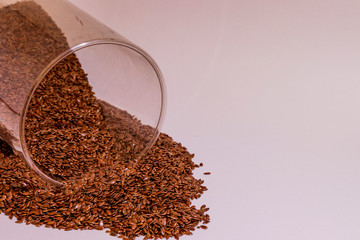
[0,0,166,185]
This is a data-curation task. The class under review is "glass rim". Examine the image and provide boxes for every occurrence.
[19,38,167,185]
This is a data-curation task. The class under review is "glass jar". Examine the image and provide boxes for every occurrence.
[0,0,166,185]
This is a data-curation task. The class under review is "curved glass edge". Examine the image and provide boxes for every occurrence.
[19,38,167,186]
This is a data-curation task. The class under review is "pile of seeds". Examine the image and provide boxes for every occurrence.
[0,132,210,239]
[0,1,210,239]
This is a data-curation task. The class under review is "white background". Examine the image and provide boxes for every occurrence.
[2,0,360,239]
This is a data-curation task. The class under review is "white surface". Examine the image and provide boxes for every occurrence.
[3,0,360,239]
